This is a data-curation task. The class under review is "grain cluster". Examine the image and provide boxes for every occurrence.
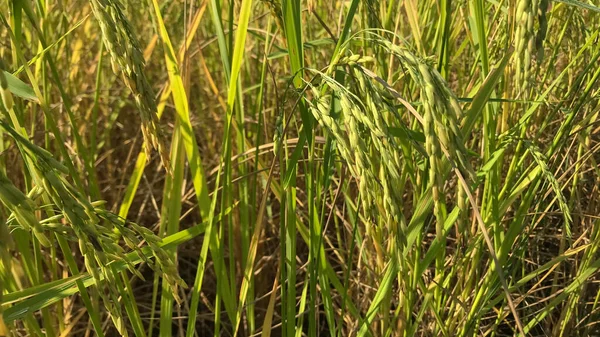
[89,0,170,171]
[0,120,183,337]
[514,0,549,92]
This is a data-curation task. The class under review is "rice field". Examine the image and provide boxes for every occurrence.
[1,0,600,336]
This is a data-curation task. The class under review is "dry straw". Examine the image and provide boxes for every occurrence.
[89,0,170,171]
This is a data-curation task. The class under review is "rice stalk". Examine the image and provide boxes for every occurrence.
[0,77,11,331]
[0,248,8,336]
[0,61,13,114]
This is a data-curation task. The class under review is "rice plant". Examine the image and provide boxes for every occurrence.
[1,0,600,336]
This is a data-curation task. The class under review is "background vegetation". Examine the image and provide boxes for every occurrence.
[1,0,600,336]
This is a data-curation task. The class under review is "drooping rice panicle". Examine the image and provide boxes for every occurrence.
[0,119,185,334]
[88,0,170,172]
[514,0,548,93]
[260,0,284,33]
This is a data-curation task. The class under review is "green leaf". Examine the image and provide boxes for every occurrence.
[3,71,37,102]
[463,48,513,135]
[554,0,600,12]
[357,257,398,337]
